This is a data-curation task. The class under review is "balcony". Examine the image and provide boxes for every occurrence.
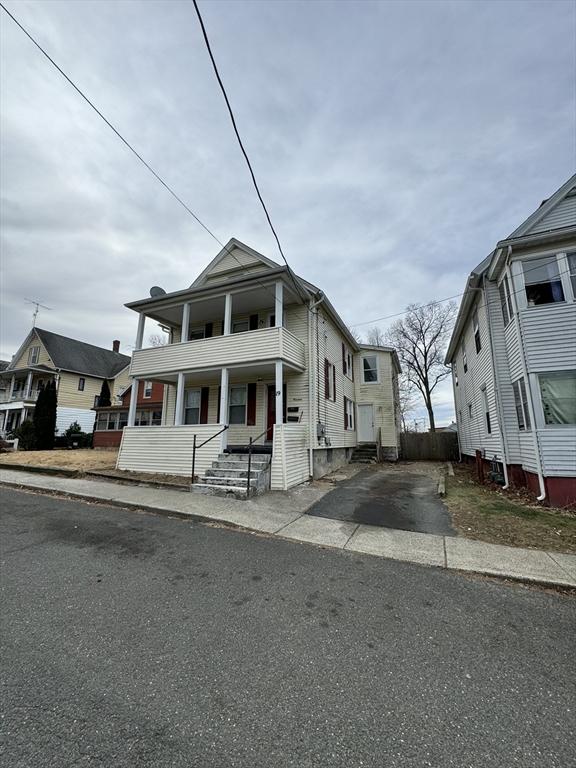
[0,390,41,404]
[130,326,306,379]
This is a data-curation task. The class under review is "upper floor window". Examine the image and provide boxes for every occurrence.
[498,275,513,326]
[468,403,473,419]
[188,327,205,341]
[28,346,40,365]
[461,343,468,373]
[232,320,249,334]
[143,381,153,399]
[523,257,565,306]
[342,344,353,379]
[512,377,531,431]
[472,310,481,353]
[78,377,85,391]
[539,371,576,425]
[362,356,378,383]
[481,386,492,435]
[568,253,576,297]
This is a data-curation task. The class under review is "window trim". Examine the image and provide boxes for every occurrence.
[28,346,40,365]
[537,370,576,427]
[229,384,248,425]
[184,387,202,425]
[143,380,153,399]
[512,377,531,432]
[78,377,85,392]
[344,397,355,430]
[361,355,379,384]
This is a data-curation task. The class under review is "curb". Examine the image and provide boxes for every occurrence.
[1,479,574,592]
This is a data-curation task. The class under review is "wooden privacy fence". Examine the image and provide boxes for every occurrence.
[400,431,459,461]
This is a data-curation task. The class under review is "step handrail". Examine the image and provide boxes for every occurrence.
[245,427,270,499]
[191,424,229,484]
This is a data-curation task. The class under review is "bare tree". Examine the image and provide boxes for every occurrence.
[397,374,417,432]
[149,332,169,347]
[386,302,457,432]
[348,326,364,344]
[366,326,386,346]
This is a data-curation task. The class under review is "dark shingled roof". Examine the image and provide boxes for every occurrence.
[0,360,10,371]
[34,328,130,378]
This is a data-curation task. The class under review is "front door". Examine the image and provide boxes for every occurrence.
[266,384,287,441]
[357,404,375,442]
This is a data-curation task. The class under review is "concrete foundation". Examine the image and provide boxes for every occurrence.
[313,447,353,479]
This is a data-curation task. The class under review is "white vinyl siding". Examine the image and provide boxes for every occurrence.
[527,193,576,234]
[354,350,399,450]
[270,424,309,489]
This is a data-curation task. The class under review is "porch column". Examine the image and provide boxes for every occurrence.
[223,293,232,336]
[25,371,33,398]
[181,302,190,343]
[219,367,229,450]
[127,378,139,427]
[174,373,186,426]
[9,375,15,399]
[275,360,284,430]
[135,314,146,350]
[275,281,283,327]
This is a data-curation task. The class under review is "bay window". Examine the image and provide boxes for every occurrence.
[523,257,565,306]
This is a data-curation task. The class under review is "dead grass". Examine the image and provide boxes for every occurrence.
[445,464,576,553]
[1,449,118,471]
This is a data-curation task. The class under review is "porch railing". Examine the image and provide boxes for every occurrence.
[243,428,269,499]
[191,424,229,484]
[0,390,41,403]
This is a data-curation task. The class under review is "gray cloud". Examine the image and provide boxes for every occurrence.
[1,0,574,424]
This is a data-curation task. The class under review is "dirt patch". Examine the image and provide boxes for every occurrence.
[89,468,190,488]
[1,449,118,471]
[445,464,576,553]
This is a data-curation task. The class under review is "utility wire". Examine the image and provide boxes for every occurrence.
[191,0,308,305]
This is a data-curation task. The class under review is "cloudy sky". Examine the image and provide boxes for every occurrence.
[1,0,574,425]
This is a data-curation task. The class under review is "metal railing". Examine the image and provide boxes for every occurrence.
[191,425,229,484]
[243,428,269,499]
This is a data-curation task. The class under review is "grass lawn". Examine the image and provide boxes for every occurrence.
[445,464,576,554]
[0,449,118,472]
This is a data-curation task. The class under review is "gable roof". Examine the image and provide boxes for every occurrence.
[506,173,576,240]
[190,238,282,288]
[7,328,130,379]
[0,360,9,372]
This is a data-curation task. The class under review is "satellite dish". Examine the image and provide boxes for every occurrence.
[149,286,166,298]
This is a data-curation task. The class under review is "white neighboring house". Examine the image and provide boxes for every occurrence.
[117,238,401,493]
[446,174,576,507]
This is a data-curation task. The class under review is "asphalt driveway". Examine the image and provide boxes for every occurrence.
[307,466,455,535]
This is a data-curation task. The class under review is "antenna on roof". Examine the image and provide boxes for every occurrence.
[25,298,52,326]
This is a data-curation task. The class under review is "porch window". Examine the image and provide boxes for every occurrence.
[523,257,565,305]
[512,378,531,431]
[188,327,205,341]
[568,253,576,297]
[78,377,85,391]
[362,356,378,383]
[539,371,576,425]
[499,275,513,326]
[107,412,119,430]
[184,388,201,425]
[96,413,108,431]
[143,381,153,398]
[229,386,247,424]
[135,410,150,426]
[232,320,249,333]
[472,310,481,353]
[28,346,40,365]
[151,410,162,426]
[118,411,128,429]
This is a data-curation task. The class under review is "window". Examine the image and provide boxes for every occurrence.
[539,371,576,425]
[499,275,513,326]
[568,253,576,297]
[232,320,249,334]
[135,410,151,426]
[93,395,100,408]
[362,356,378,383]
[107,412,119,430]
[472,310,481,353]
[96,413,108,431]
[512,378,531,431]
[482,386,492,434]
[461,343,468,373]
[324,360,336,400]
[344,397,355,430]
[143,381,153,399]
[151,410,162,426]
[118,411,128,429]
[229,386,247,424]
[28,346,40,365]
[468,403,473,419]
[184,388,201,425]
[523,257,565,305]
[78,377,85,391]
[188,327,205,341]
[342,344,353,379]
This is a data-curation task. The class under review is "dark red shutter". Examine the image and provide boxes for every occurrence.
[216,386,221,422]
[247,383,257,426]
[332,366,336,401]
[200,387,209,424]
[324,359,330,399]
[351,355,354,381]
[344,397,348,429]
[249,314,259,331]
[204,322,213,338]
[342,342,346,375]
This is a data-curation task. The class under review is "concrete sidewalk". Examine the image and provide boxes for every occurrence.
[1,468,575,588]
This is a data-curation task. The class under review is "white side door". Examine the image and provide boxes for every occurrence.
[357,404,375,442]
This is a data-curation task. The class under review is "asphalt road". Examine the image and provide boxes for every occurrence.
[307,467,455,535]
[1,487,574,768]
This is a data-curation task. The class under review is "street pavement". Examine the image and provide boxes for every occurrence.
[1,487,575,768]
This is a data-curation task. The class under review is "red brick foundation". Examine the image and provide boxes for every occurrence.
[93,430,123,448]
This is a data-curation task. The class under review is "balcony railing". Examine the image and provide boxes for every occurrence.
[0,390,41,404]
[130,326,306,378]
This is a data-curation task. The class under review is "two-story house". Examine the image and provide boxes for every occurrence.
[0,328,131,437]
[93,379,165,448]
[116,239,401,494]
[446,174,576,507]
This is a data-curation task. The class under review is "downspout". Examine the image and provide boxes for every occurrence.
[482,274,509,489]
[308,293,324,477]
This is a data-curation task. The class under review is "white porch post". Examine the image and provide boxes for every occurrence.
[9,375,15,399]
[174,372,186,426]
[275,281,284,327]
[127,378,139,427]
[223,293,232,336]
[181,303,190,343]
[135,314,146,350]
[219,367,229,450]
[25,372,33,398]
[275,360,284,429]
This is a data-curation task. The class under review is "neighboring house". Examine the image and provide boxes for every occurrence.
[436,422,458,433]
[116,238,401,492]
[0,328,131,437]
[446,174,576,507]
[93,379,165,448]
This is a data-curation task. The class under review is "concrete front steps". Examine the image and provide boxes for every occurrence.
[350,443,378,464]
[191,452,271,499]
